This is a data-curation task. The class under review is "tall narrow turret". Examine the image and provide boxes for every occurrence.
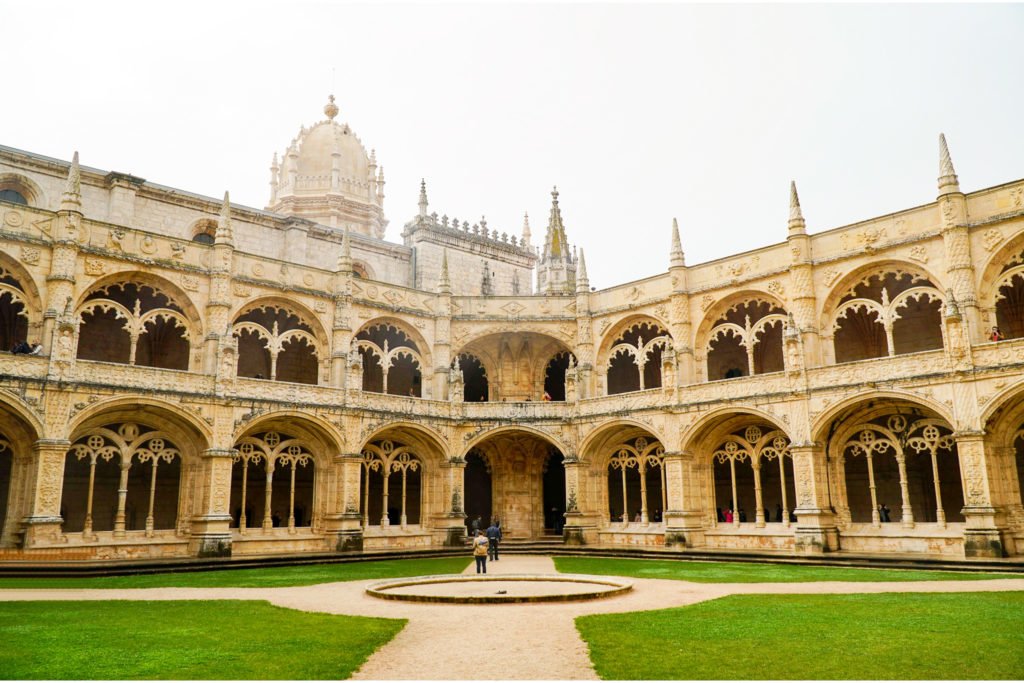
[522,212,532,246]
[537,187,577,295]
[418,179,429,217]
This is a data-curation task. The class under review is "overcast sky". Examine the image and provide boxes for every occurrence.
[6,2,1024,288]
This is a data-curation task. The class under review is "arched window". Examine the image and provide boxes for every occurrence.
[711,425,794,527]
[77,282,191,369]
[543,351,576,401]
[230,431,315,533]
[62,423,182,536]
[361,440,422,528]
[993,249,1024,340]
[356,323,423,396]
[706,300,787,380]
[606,322,670,395]
[0,266,31,353]
[0,189,27,205]
[607,437,665,524]
[233,303,319,384]
[837,414,964,527]
[454,353,488,402]
[833,271,943,363]
[191,219,216,245]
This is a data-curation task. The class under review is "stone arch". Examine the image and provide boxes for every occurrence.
[0,172,45,206]
[0,249,45,350]
[358,423,448,530]
[810,389,957,445]
[695,291,788,381]
[454,331,571,402]
[462,424,569,459]
[232,296,328,384]
[0,394,44,546]
[452,352,489,402]
[597,316,673,395]
[980,381,1024,526]
[820,396,964,528]
[355,318,430,397]
[579,420,667,526]
[978,227,1024,340]
[75,272,203,370]
[821,261,946,363]
[63,402,209,538]
[351,260,374,280]
[231,413,340,535]
[682,408,795,529]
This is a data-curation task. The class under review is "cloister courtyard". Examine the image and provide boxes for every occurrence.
[1,553,1022,680]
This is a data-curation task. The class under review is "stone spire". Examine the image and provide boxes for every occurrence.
[788,181,806,235]
[215,191,233,246]
[670,217,685,268]
[522,212,532,246]
[60,151,82,212]
[938,133,960,195]
[576,248,590,293]
[543,187,569,262]
[418,179,429,217]
[437,249,451,294]
[337,226,352,271]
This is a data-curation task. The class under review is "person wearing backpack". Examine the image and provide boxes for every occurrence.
[472,529,489,573]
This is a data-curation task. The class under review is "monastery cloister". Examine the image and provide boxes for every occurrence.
[1,112,1024,563]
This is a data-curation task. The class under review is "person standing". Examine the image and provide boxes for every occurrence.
[486,519,501,561]
[472,529,489,573]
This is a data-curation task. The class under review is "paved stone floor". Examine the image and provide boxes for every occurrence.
[2,555,1023,680]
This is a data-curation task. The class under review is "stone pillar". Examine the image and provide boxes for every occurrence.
[955,433,1008,557]
[790,443,839,553]
[662,451,705,547]
[0,450,32,546]
[562,456,590,544]
[188,448,234,557]
[322,453,364,552]
[441,456,467,546]
[21,439,71,547]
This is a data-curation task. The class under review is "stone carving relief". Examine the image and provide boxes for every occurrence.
[908,245,928,263]
[982,228,1003,252]
[140,235,158,255]
[841,226,886,252]
[3,209,24,228]
[20,246,40,265]
[84,258,106,276]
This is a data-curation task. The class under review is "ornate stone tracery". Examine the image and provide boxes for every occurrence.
[361,439,422,528]
[607,436,665,524]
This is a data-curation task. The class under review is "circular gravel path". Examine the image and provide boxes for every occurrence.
[2,556,1023,680]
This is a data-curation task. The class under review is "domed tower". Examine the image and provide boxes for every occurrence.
[267,95,388,239]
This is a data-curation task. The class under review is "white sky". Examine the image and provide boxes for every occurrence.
[6,2,1024,288]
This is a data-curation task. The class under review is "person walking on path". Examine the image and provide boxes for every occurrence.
[472,529,489,573]
[486,520,502,561]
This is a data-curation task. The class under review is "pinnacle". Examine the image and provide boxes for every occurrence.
[788,180,806,235]
[215,191,233,245]
[670,217,685,268]
[938,132,960,194]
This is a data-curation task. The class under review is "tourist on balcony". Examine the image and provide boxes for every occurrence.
[28,343,42,355]
[990,326,1005,341]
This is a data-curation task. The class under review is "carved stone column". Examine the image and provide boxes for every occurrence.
[562,455,594,545]
[956,433,1008,557]
[0,450,32,546]
[21,439,71,547]
[440,455,466,546]
[323,453,364,552]
[187,448,234,557]
[790,443,839,553]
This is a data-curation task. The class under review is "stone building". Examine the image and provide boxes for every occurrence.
[0,97,1023,562]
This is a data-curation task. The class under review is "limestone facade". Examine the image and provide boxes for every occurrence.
[1,102,1024,562]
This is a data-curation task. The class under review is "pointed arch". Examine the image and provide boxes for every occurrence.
[232,297,327,384]
[598,317,672,395]
[696,293,788,380]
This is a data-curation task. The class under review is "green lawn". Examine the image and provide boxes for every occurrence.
[554,556,1017,582]
[0,557,471,589]
[0,600,404,680]
[576,591,1024,680]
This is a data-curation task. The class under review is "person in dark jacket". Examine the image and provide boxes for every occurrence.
[485,520,502,561]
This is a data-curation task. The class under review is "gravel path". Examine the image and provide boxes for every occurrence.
[2,555,1023,680]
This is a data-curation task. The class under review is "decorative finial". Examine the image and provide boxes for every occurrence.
[938,133,960,195]
[438,249,451,294]
[551,185,559,202]
[60,151,81,211]
[576,248,590,293]
[670,217,685,268]
[324,94,339,121]
[215,191,233,246]
[418,179,429,217]
[788,180,806,235]
[522,212,532,246]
